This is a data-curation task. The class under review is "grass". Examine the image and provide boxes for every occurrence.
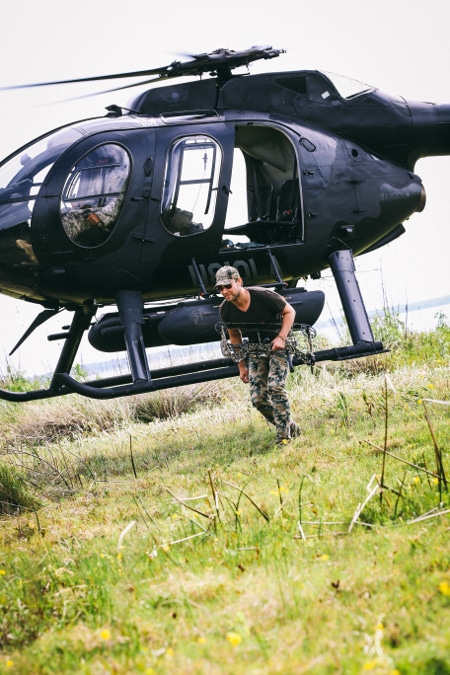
[0,316,449,673]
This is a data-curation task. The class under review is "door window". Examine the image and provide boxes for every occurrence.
[161,135,222,236]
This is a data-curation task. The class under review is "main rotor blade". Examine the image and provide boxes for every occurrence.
[0,46,285,92]
[57,76,166,102]
[0,66,176,91]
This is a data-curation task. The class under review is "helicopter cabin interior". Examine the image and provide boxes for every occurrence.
[160,123,303,250]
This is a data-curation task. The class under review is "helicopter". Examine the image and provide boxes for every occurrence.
[0,45,442,402]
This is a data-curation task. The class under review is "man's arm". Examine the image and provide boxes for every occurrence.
[228,327,249,384]
[271,302,296,351]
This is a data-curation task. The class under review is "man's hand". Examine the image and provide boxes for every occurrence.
[238,363,249,383]
[86,211,103,227]
[271,335,286,351]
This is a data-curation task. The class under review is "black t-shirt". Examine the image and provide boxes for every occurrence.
[219,287,286,342]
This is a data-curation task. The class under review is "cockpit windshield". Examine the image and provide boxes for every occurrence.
[0,126,85,274]
[0,126,84,206]
[321,72,375,99]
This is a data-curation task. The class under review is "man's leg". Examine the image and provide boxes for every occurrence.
[249,353,275,426]
[267,350,291,441]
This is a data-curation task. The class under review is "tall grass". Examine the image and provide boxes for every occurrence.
[0,313,449,673]
[0,463,41,515]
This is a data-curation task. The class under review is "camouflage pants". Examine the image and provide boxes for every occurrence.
[248,350,291,439]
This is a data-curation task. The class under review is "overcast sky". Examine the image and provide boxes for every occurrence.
[0,0,449,374]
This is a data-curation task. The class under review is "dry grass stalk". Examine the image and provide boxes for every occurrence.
[421,398,448,489]
[222,479,270,521]
[165,487,213,520]
[348,474,380,532]
[407,507,450,524]
[365,441,440,479]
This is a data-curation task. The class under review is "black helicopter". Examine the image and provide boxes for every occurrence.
[0,45,443,401]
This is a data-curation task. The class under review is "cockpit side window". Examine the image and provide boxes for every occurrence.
[61,144,130,248]
[161,135,222,236]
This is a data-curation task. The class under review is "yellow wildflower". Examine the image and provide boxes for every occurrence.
[100,629,111,641]
[439,581,450,596]
[226,631,242,647]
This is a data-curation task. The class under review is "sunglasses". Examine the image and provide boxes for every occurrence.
[216,283,234,291]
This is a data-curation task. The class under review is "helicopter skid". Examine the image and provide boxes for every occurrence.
[54,340,386,400]
[0,340,386,402]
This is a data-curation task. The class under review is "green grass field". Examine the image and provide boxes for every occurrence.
[0,315,449,674]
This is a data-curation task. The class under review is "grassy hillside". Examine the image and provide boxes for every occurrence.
[0,314,449,674]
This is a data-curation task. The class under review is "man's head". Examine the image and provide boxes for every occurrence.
[214,266,241,290]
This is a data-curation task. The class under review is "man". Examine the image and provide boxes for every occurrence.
[216,265,301,445]
[61,145,130,247]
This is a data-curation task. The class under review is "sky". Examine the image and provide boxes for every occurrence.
[0,0,449,374]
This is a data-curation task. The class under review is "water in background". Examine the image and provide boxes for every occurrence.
[316,297,450,345]
[89,341,224,379]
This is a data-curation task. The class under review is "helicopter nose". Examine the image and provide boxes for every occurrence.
[379,179,426,222]
[416,185,426,212]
